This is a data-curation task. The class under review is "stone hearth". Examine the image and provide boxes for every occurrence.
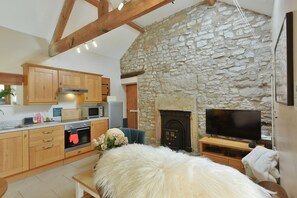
[155,96,198,153]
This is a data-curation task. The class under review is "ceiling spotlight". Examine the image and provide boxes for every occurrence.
[84,43,89,50]
[92,40,98,48]
[118,0,126,11]
[76,47,81,53]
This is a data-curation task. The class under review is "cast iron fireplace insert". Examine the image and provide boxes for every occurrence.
[160,110,192,152]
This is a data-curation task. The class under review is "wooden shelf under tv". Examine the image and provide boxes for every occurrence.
[199,137,254,173]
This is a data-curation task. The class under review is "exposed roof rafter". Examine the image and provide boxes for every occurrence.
[49,0,173,57]
[127,21,145,33]
[98,0,109,18]
[85,0,99,7]
[85,0,145,33]
[50,0,75,45]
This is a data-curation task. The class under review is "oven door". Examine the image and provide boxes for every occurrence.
[65,126,91,151]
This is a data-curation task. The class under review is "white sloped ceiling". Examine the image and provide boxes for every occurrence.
[0,0,273,60]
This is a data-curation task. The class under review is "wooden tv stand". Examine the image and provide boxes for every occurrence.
[199,137,254,173]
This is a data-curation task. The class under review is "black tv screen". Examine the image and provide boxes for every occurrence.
[206,109,261,141]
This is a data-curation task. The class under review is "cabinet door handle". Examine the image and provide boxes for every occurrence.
[42,131,53,134]
[43,138,53,143]
[43,144,54,150]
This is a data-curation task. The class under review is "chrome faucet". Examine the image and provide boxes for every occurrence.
[0,109,4,115]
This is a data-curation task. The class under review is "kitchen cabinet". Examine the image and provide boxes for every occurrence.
[0,130,29,178]
[79,74,102,104]
[91,119,108,142]
[101,77,110,102]
[29,126,64,169]
[59,70,85,89]
[23,64,58,105]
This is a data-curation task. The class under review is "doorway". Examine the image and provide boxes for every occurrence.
[126,84,138,129]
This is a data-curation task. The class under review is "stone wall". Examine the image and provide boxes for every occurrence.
[121,2,272,150]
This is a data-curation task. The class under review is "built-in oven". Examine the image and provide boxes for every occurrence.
[64,121,91,152]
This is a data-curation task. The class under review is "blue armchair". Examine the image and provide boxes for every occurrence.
[120,128,145,144]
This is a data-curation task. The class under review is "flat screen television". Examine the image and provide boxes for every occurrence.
[206,109,261,141]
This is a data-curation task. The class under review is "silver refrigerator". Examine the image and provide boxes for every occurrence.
[102,101,123,128]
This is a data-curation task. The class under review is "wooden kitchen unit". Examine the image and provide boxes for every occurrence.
[0,131,29,178]
[199,137,253,173]
[22,64,58,105]
[58,70,85,89]
[91,119,108,141]
[0,118,109,182]
[78,74,102,104]
[29,126,64,169]
[101,77,110,102]
[22,63,103,105]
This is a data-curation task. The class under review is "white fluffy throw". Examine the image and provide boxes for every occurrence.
[94,144,271,198]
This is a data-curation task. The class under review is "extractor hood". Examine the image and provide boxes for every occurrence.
[59,88,88,94]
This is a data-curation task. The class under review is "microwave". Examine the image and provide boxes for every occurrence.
[81,107,99,119]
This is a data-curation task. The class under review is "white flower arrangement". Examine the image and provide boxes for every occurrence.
[93,128,128,152]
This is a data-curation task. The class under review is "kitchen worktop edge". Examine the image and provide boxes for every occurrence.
[0,117,109,134]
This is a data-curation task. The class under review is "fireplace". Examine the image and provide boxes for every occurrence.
[160,110,192,152]
[155,96,198,153]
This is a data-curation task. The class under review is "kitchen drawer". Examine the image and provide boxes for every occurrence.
[30,134,63,147]
[65,145,92,159]
[203,154,229,166]
[29,126,63,140]
[29,140,64,169]
[229,159,245,173]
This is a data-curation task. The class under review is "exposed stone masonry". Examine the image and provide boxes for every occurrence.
[121,2,272,150]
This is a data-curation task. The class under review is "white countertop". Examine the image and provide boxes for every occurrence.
[0,117,109,134]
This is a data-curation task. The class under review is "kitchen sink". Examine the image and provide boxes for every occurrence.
[0,125,28,131]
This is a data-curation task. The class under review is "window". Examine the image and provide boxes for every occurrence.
[0,84,17,105]
[0,72,22,105]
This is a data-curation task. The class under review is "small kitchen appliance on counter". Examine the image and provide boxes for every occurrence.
[81,106,100,119]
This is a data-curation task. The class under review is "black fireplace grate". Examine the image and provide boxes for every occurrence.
[160,110,192,152]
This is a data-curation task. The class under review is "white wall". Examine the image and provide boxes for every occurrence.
[272,1,297,197]
[0,26,125,122]
[272,0,297,45]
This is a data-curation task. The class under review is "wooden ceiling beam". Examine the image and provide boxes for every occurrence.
[206,0,216,6]
[0,73,23,85]
[98,0,109,18]
[49,0,172,57]
[126,21,145,33]
[85,0,145,33]
[85,0,99,7]
[50,0,75,44]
